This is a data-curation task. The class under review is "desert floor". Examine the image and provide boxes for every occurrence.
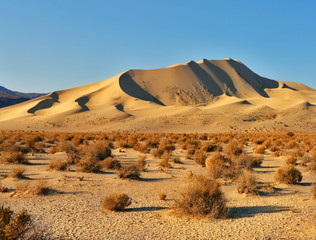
[0,143,315,240]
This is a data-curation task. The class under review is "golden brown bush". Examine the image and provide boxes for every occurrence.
[100,157,121,170]
[254,146,265,154]
[274,165,302,184]
[206,153,226,179]
[118,164,140,179]
[101,193,131,211]
[158,159,170,171]
[158,192,167,200]
[8,167,25,179]
[193,150,207,167]
[77,155,101,173]
[48,159,69,171]
[225,140,243,158]
[135,155,147,172]
[236,169,257,194]
[233,152,262,169]
[173,174,228,219]
[0,206,31,239]
[285,156,297,165]
[0,151,27,164]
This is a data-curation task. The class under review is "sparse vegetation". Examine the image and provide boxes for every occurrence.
[48,159,69,171]
[236,169,258,194]
[118,164,140,179]
[8,167,25,179]
[274,165,302,184]
[173,174,229,219]
[158,192,167,200]
[101,193,131,211]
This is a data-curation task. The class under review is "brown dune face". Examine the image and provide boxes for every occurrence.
[0,58,315,132]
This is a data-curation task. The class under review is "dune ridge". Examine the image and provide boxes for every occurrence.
[0,58,315,132]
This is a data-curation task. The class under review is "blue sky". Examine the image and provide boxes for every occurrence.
[1,0,315,93]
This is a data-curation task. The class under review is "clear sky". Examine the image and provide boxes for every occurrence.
[1,0,315,93]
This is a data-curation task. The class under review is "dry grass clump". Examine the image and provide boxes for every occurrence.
[307,158,316,172]
[225,140,243,158]
[205,153,226,180]
[0,183,8,193]
[173,174,229,219]
[8,167,25,179]
[0,205,31,239]
[0,151,27,164]
[48,159,69,171]
[254,145,265,154]
[135,155,147,172]
[89,142,112,161]
[158,192,167,200]
[77,155,101,173]
[16,180,53,196]
[158,159,170,171]
[118,164,140,179]
[274,165,302,184]
[30,180,53,196]
[233,152,262,169]
[100,157,121,170]
[236,169,257,194]
[285,156,297,165]
[101,193,131,211]
[193,150,207,167]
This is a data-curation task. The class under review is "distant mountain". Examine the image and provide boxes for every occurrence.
[0,86,45,108]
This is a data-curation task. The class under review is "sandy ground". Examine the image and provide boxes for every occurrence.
[0,146,315,239]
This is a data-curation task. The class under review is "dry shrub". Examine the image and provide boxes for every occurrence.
[308,158,316,172]
[62,142,80,164]
[8,167,25,179]
[0,205,46,239]
[100,157,121,170]
[236,169,257,194]
[201,142,220,152]
[0,206,31,239]
[48,159,68,171]
[135,155,147,172]
[173,174,229,219]
[311,184,316,199]
[185,148,195,159]
[225,140,243,157]
[0,151,27,164]
[49,146,57,154]
[30,180,53,196]
[77,155,101,173]
[193,150,207,167]
[0,183,8,193]
[158,192,167,200]
[101,193,131,211]
[89,142,112,161]
[233,152,262,169]
[254,146,265,154]
[285,156,297,165]
[274,165,302,184]
[159,159,170,171]
[206,153,226,180]
[118,164,140,179]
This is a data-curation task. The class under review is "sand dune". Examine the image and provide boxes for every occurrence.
[0,58,315,132]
